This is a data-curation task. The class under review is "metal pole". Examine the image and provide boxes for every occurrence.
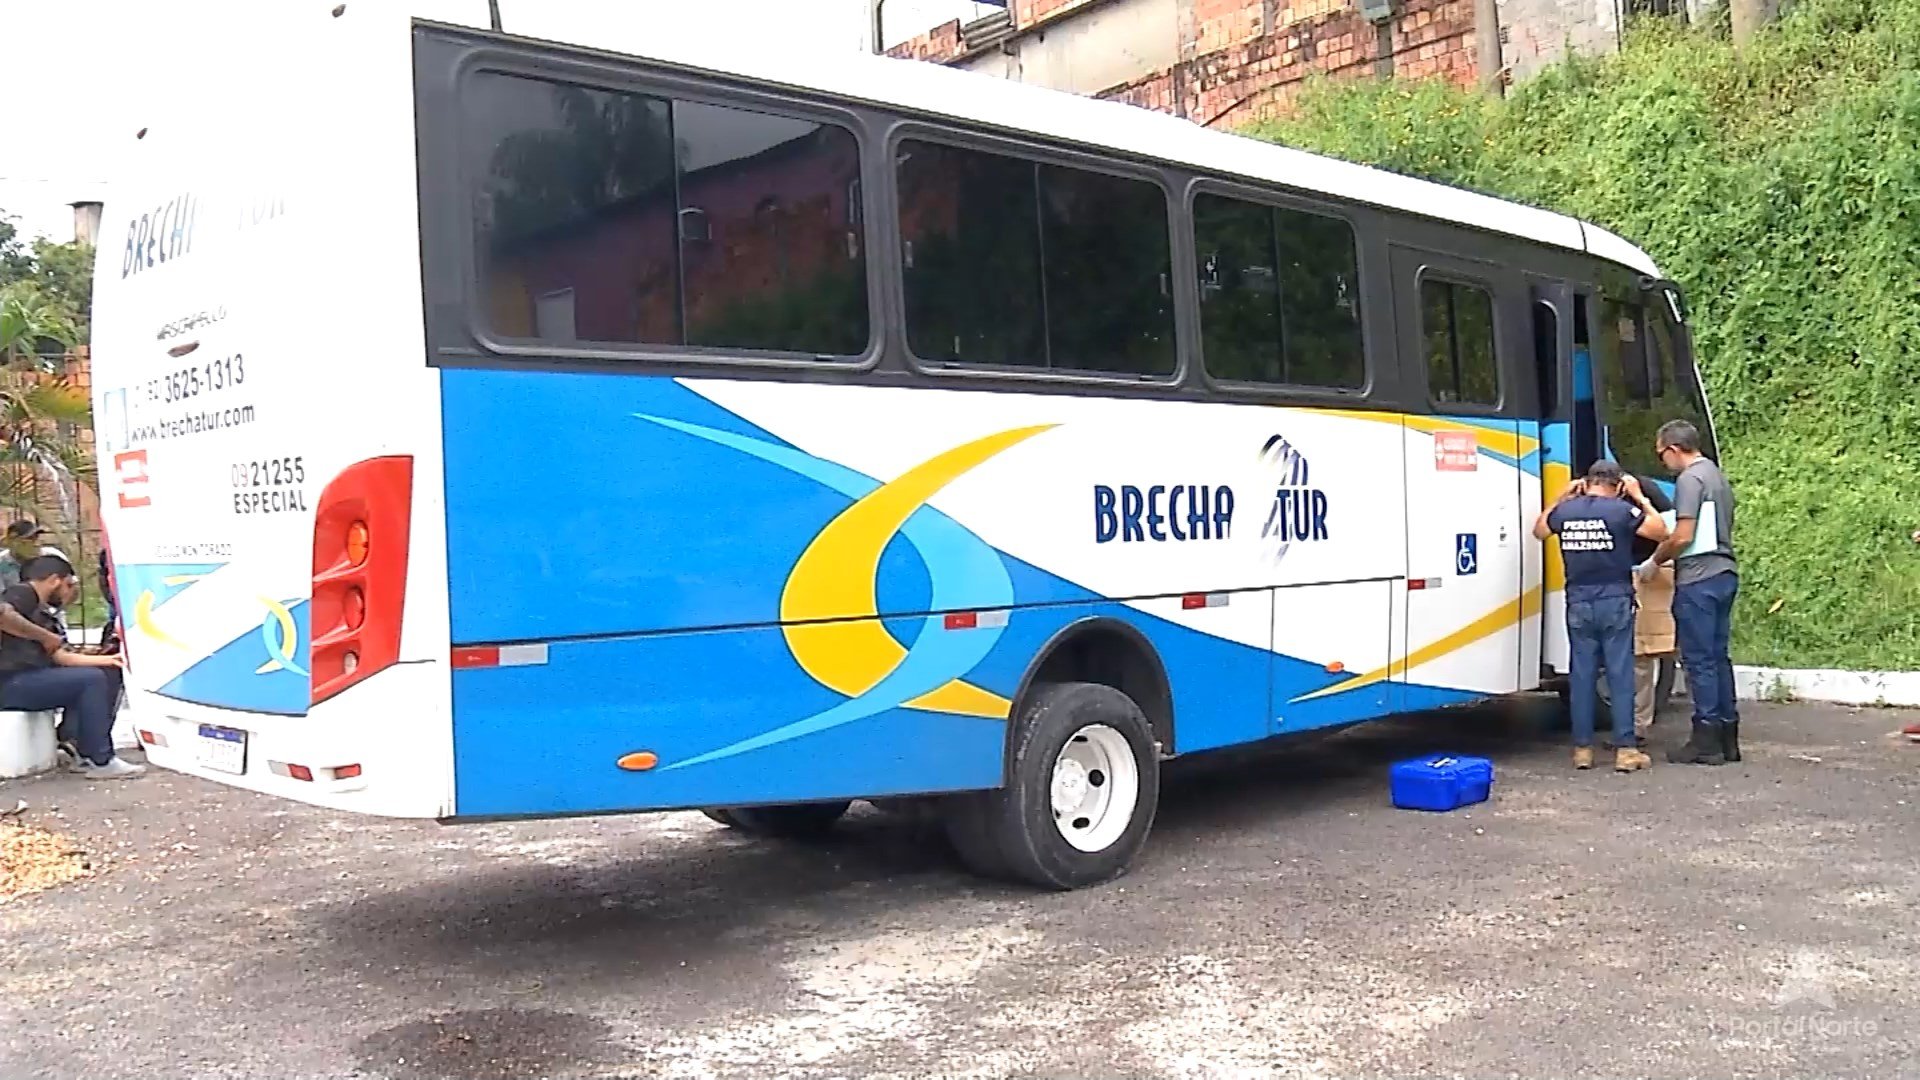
[488,0,502,32]
[872,0,888,54]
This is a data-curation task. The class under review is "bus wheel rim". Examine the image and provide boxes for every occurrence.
[1050,723,1139,853]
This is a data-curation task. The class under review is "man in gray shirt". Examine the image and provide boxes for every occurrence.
[1644,419,1739,765]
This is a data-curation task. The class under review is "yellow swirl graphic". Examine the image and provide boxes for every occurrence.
[780,425,1053,718]
[133,590,193,651]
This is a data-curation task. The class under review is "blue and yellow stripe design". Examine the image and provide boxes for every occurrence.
[439,373,1527,816]
[630,415,1046,768]
[118,561,313,715]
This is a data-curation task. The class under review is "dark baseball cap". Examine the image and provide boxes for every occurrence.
[4,519,46,540]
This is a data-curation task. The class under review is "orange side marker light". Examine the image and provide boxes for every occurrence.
[617,751,659,772]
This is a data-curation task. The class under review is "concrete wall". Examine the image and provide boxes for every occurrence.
[956,0,1180,98]
[889,0,1479,128]
[1496,0,1620,82]
[885,0,1687,123]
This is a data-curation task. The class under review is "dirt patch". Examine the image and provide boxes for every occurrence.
[355,1008,615,1080]
[0,818,91,903]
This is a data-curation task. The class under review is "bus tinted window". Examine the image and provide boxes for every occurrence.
[469,73,868,357]
[897,140,1176,376]
[1599,298,1714,475]
[1194,194,1364,388]
[1421,279,1500,406]
[896,141,1044,366]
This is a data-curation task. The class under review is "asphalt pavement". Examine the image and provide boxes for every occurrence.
[2,697,1916,1079]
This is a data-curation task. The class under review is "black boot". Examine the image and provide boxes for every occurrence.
[1667,721,1726,765]
[1721,720,1741,763]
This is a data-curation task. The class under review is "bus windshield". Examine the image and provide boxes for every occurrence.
[1594,287,1715,477]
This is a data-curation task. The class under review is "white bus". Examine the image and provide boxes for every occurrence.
[91,3,1715,889]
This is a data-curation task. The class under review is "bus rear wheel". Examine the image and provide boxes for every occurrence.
[944,681,1160,890]
[701,801,850,839]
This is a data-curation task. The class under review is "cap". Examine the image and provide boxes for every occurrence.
[1584,460,1625,484]
[4,519,46,540]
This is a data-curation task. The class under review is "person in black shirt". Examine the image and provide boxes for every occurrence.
[1596,473,1678,744]
[0,555,142,779]
[1627,472,1678,737]
[1534,461,1669,772]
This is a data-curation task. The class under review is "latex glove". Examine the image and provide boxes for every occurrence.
[1635,560,1659,582]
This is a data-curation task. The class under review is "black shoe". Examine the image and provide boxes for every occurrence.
[1667,721,1726,766]
[1721,720,1741,763]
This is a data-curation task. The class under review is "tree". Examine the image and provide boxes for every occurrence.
[1731,0,1779,45]
[0,210,91,350]
[0,283,77,366]
[27,238,93,341]
[0,211,96,540]
[0,216,35,283]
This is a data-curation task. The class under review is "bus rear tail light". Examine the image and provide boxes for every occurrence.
[311,456,413,705]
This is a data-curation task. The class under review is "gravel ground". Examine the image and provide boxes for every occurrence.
[1,697,1916,1080]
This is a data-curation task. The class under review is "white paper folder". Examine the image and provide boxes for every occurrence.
[1680,500,1720,558]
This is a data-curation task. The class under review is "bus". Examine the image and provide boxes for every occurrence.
[90,4,1716,890]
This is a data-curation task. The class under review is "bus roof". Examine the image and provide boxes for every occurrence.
[461,7,1662,280]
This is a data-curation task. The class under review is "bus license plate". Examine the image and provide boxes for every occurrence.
[195,725,247,775]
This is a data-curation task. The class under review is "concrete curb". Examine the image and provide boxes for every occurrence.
[1734,666,1920,708]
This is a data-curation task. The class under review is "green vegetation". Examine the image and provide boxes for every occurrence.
[0,213,99,601]
[1251,0,1920,669]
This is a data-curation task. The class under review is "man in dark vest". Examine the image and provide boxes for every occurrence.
[1536,460,1670,772]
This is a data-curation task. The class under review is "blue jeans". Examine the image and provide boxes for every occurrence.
[1567,594,1636,749]
[0,666,121,766]
[1674,571,1740,726]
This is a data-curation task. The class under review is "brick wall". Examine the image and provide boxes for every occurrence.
[1015,0,1106,23]
[888,0,1480,129]
[1111,0,1476,128]
[890,17,964,63]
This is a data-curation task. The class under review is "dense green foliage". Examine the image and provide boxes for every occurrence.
[0,214,92,347]
[1251,0,1920,670]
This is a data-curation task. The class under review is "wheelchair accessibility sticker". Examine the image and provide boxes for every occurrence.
[1455,533,1478,576]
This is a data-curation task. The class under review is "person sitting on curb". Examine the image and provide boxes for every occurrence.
[0,555,142,779]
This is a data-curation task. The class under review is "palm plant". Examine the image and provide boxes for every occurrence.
[0,283,93,536]
[0,282,78,368]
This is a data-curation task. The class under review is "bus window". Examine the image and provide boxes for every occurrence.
[1594,296,1714,475]
[468,73,870,357]
[1531,300,1559,419]
[1646,302,1717,458]
[1421,278,1500,406]
[896,142,1043,366]
[897,140,1176,376]
[1193,193,1363,389]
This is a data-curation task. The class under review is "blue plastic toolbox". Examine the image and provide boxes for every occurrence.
[1389,754,1495,811]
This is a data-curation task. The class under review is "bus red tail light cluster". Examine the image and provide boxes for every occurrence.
[311,456,413,705]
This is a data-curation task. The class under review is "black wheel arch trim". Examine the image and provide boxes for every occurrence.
[1003,614,1176,784]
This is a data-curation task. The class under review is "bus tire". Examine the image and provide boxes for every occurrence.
[945,681,1159,890]
[701,801,850,839]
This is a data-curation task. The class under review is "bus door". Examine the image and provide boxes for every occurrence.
[1530,281,1580,678]
[1391,246,1529,699]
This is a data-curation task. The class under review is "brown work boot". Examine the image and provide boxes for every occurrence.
[1615,747,1652,772]
[1573,746,1594,770]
